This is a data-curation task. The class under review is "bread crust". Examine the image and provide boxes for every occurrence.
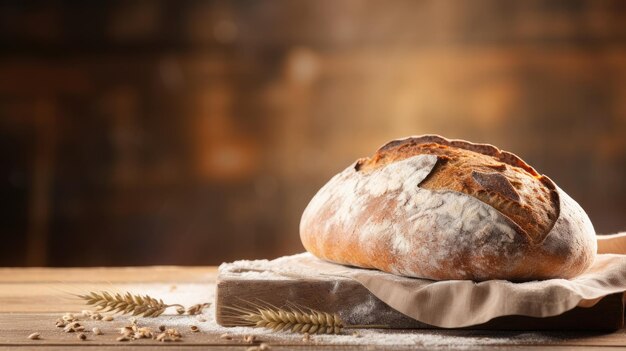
[300,135,596,281]
[356,136,559,243]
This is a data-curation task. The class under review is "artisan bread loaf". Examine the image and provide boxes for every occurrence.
[300,135,596,281]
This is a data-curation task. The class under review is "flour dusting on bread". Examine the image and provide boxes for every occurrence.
[300,135,596,281]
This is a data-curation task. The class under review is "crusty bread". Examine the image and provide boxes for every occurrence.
[300,135,596,281]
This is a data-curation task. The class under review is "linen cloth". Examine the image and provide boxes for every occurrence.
[225,233,626,328]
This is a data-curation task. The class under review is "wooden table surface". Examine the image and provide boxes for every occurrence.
[2,266,626,350]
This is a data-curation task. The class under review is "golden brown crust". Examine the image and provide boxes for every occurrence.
[355,135,559,242]
[301,135,596,281]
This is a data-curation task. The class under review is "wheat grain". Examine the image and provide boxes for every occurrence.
[221,300,388,335]
[155,328,181,342]
[120,326,133,336]
[62,313,76,322]
[81,310,92,318]
[77,291,172,317]
[243,334,257,343]
[64,322,84,333]
[221,301,344,335]
[187,303,211,315]
[28,332,41,340]
[76,291,209,318]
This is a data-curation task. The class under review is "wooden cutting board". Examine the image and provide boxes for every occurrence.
[216,269,625,331]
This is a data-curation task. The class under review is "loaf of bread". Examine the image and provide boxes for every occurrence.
[300,135,596,281]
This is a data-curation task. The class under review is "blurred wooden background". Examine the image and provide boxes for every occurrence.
[1,0,625,266]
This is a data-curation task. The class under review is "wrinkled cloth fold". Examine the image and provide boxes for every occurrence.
[223,234,626,328]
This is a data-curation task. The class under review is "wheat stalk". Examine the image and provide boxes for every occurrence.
[77,291,210,317]
[220,300,387,335]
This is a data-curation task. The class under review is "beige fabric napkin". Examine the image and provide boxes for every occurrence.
[238,233,626,328]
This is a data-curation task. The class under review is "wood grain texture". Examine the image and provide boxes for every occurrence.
[1,267,626,350]
[0,267,217,283]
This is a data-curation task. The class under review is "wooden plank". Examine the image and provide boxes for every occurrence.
[0,348,264,351]
[3,347,626,351]
[216,276,624,331]
[1,267,626,349]
[0,267,216,283]
[0,313,244,347]
[2,313,626,349]
[0,282,212,313]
